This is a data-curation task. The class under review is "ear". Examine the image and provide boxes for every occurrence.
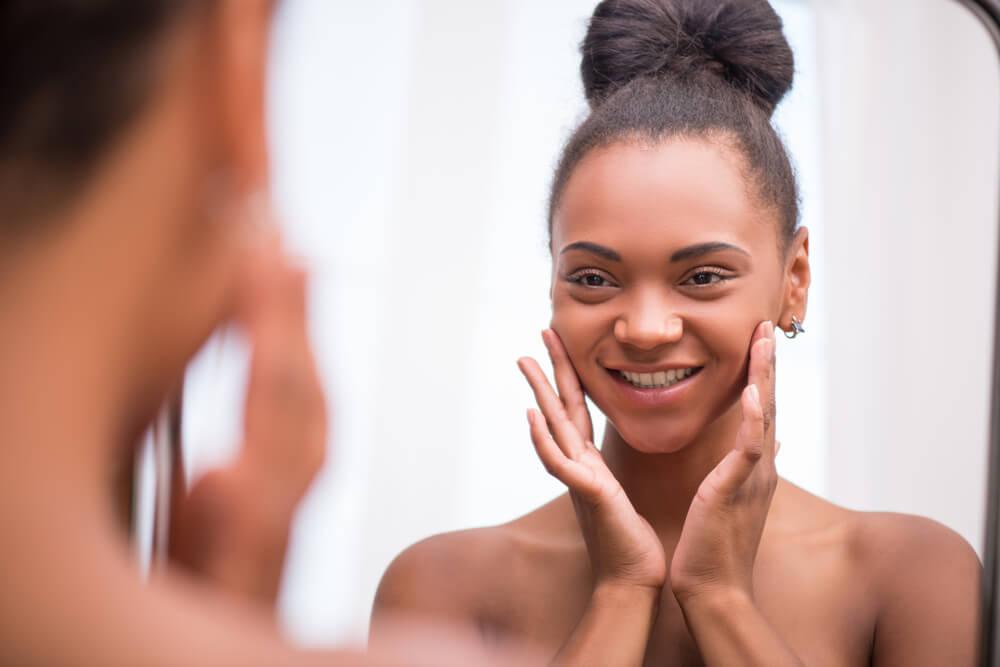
[779,227,810,334]
[203,0,275,194]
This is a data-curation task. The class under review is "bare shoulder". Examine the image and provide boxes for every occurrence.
[848,511,981,664]
[774,480,980,572]
[849,510,981,585]
[371,496,578,634]
[771,482,980,663]
[371,526,513,625]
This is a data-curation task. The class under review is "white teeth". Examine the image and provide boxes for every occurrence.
[618,368,698,389]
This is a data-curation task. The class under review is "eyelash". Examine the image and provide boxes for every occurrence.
[683,267,733,288]
[565,267,734,290]
[566,269,616,288]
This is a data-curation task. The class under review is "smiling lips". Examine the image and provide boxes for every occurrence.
[612,367,702,390]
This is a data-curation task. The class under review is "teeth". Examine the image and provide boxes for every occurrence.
[618,368,697,389]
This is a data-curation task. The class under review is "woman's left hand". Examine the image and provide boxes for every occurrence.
[669,320,778,606]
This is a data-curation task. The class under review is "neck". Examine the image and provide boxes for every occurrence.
[0,186,180,504]
[601,403,743,536]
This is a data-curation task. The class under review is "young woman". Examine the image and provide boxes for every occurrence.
[370,1,981,664]
[0,2,534,665]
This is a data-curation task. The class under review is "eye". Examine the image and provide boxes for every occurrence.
[682,267,732,288]
[566,269,617,289]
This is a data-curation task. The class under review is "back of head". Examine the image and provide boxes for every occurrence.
[550,0,799,243]
[0,0,194,233]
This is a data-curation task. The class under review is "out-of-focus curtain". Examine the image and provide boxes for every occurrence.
[814,0,998,559]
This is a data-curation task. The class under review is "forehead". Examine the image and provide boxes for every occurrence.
[552,137,774,256]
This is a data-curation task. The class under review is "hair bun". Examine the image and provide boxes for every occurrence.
[580,0,794,115]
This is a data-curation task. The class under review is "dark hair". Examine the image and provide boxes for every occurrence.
[0,0,196,231]
[549,0,799,247]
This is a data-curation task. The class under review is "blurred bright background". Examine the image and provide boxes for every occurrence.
[176,0,999,648]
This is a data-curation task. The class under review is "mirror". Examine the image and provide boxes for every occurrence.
[174,0,1000,657]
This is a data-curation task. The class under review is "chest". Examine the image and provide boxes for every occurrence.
[483,553,875,667]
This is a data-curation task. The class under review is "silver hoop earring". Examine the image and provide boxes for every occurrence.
[784,316,805,340]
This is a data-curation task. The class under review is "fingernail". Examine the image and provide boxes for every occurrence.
[749,384,760,405]
[765,320,775,340]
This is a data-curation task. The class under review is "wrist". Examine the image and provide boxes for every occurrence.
[592,580,662,610]
[674,584,754,620]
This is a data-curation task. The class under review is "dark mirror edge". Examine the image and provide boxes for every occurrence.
[964,0,1000,664]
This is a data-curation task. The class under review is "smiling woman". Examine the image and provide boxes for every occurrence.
[369,0,980,665]
[549,136,808,455]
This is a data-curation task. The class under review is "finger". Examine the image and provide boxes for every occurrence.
[242,253,327,496]
[704,384,765,498]
[542,329,593,443]
[747,321,777,457]
[527,409,599,499]
[517,357,587,458]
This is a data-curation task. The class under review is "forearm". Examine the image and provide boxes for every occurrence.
[678,589,803,667]
[553,584,659,667]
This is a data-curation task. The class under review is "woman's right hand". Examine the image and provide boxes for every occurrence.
[170,224,327,606]
[517,329,665,594]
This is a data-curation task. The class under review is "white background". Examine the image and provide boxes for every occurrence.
[178,0,1000,646]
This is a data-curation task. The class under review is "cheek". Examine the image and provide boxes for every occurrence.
[686,298,769,388]
[550,296,611,382]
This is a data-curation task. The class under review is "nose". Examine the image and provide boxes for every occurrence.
[613,295,683,351]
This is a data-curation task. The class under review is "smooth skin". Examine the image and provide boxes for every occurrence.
[0,1,537,664]
[371,138,981,666]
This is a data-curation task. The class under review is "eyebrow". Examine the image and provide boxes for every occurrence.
[670,242,750,263]
[560,240,750,264]
[559,241,622,262]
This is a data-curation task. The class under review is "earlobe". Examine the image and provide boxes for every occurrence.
[781,315,806,339]
[779,227,811,335]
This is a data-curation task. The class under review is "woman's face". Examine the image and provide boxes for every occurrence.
[550,137,804,453]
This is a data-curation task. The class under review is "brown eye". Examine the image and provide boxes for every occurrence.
[683,268,731,288]
[690,272,719,286]
[567,270,616,288]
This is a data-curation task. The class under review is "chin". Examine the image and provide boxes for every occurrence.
[606,416,700,455]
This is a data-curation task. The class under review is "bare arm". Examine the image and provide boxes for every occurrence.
[677,590,804,667]
[551,584,660,667]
